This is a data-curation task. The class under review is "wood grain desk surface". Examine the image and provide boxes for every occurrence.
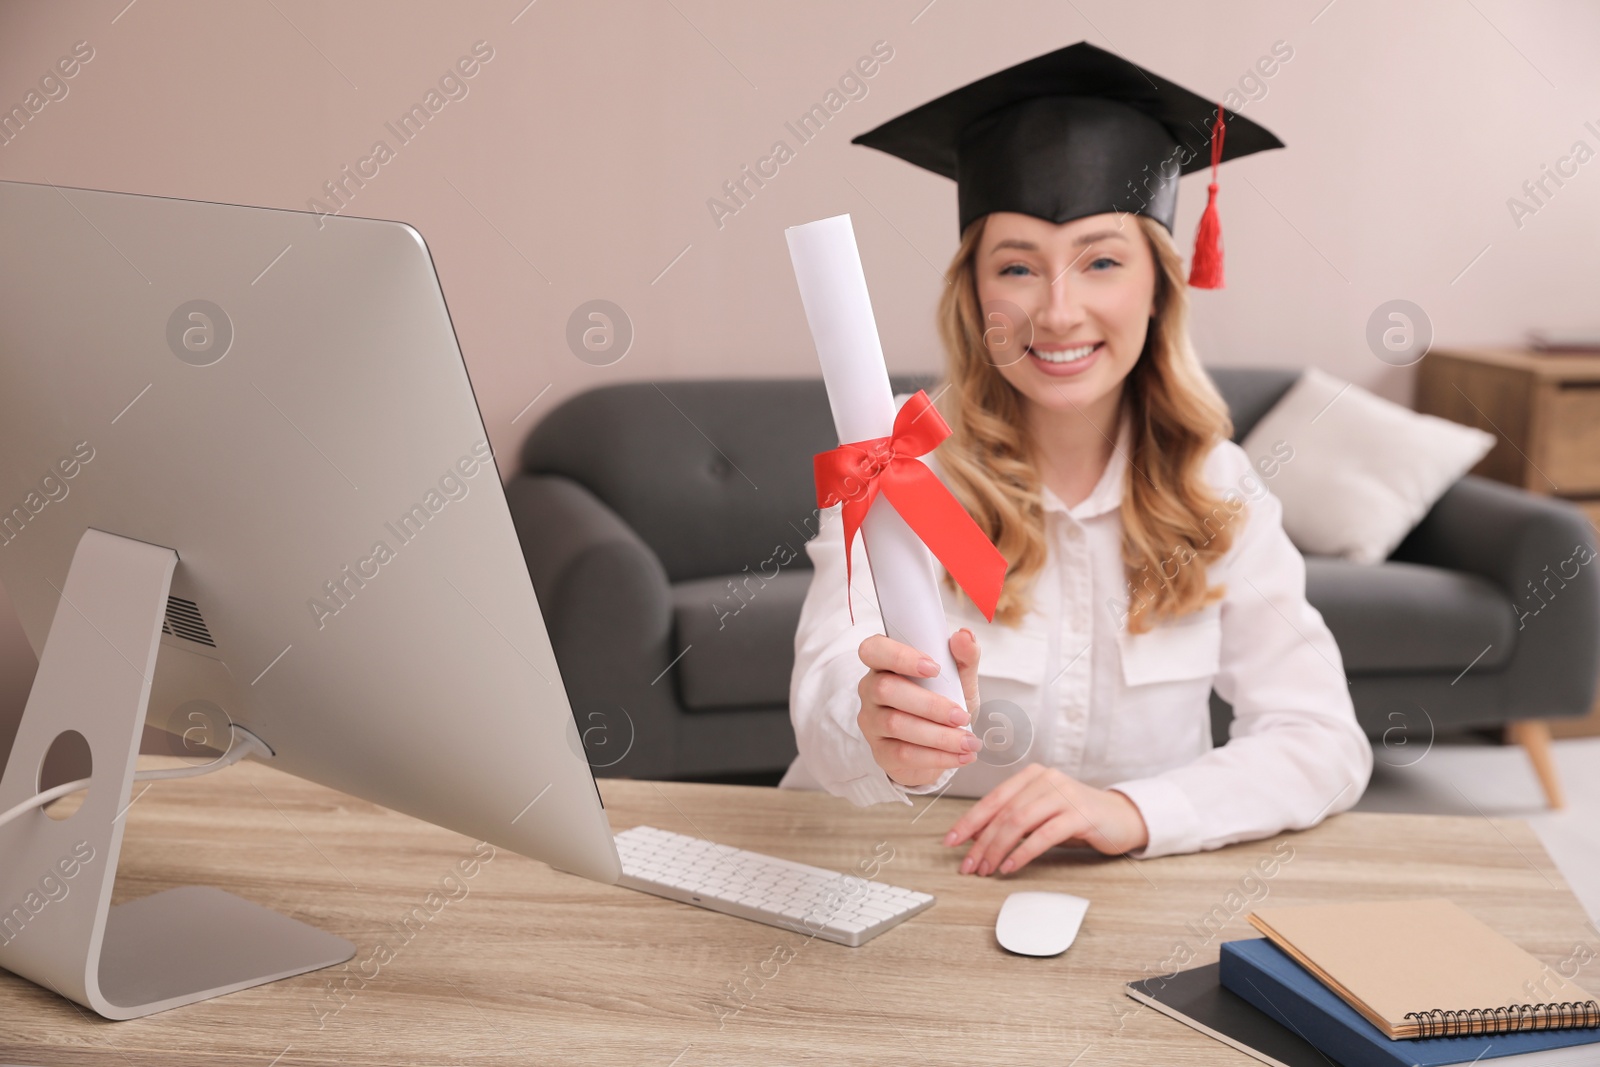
[2,761,1591,1066]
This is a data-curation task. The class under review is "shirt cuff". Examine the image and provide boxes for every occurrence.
[896,765,957,797]
[835,770,914,807]
[1107,776,1202,860]
[833,765,957,808]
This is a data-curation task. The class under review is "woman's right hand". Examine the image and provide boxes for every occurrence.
[856,628,985,788]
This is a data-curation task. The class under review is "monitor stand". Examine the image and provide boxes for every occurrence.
[0,529,354,1019]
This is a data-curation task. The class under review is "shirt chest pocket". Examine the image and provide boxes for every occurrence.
[956,613,1048,690]
[979,626,1046,684]
[1115,610,1222,687]
[1106,609,1222,775]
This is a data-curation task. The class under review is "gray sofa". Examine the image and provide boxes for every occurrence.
[509,369,1600,801]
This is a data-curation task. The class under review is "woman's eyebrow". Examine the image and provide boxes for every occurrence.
[987,229,1128,254]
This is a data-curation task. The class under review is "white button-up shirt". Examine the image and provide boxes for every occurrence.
[780,402,1373,859]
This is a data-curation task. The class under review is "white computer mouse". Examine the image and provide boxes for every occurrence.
[994,891,1090,957]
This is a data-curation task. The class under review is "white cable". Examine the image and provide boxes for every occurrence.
[0,723,271,831]
[0,777,91,831]
[130,725,272,781]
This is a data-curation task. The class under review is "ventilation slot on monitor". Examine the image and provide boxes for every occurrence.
[162,596,216,648]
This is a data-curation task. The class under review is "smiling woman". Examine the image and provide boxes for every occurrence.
[782,41,1372,873]
[936,208,1234,636]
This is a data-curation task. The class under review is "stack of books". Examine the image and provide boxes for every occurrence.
[1125,899,1600,1067]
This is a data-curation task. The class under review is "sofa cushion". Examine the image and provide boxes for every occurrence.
[671,570,812,711]
[1305,557,1515,673]
[522,376,936,583]
[1242,368,1496,563]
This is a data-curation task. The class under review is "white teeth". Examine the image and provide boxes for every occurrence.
[1031,343,1098,363]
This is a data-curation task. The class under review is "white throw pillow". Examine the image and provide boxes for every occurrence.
[1238,368,1496,563]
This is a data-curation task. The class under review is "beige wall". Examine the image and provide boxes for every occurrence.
[1,0,1598,748]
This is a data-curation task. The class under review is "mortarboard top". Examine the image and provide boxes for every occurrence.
[851,41,1285,287]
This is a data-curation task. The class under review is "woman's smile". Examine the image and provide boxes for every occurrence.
[1026,340,1103,376]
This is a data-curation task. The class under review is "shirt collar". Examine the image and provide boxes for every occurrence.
[1040,409,1132,521]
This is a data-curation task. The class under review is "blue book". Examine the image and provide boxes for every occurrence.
[1219,938,1600,1067]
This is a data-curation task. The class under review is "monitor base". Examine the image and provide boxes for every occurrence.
[0,528,354,1019]
[97,885,353,1018]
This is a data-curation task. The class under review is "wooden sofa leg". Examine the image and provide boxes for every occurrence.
[1506,720,1566,810]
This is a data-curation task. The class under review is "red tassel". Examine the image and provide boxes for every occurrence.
[1189,182,1223,288]
[1188,102,1227,289]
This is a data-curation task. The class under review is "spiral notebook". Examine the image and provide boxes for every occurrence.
[1248,899,1600,1040]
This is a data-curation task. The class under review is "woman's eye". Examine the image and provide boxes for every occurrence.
[998,263,1032,276]
[1088,256,1120,271]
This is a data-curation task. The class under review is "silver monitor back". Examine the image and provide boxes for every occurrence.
[0,178,620,885]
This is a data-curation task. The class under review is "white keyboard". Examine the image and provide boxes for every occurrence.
[613,825,934,947]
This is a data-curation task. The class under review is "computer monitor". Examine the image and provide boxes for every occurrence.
[0,178,620,1018]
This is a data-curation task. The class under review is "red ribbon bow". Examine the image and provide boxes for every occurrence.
[813,390,1007,624]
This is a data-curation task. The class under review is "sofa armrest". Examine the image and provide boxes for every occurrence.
[503,473,679,777]
[1390,474,1600,717]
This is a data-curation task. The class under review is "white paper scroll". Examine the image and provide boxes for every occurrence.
[785,213,967,713]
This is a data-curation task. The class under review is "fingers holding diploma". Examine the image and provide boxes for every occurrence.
[856,628,986,788]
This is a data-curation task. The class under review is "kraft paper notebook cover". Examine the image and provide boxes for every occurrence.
[1248,899,1600,1039]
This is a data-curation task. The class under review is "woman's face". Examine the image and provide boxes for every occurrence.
[973,211,1158,418]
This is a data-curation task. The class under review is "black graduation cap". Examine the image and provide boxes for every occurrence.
[851,41,1285,288]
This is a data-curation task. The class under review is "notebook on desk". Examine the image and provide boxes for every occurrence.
[1220,938,1600,1067]
[1125,961,1327,1067]
[1131,949,1600,1067]
[1248,899,1600,1039]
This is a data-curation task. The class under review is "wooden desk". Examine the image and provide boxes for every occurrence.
[3,762,1592,1066]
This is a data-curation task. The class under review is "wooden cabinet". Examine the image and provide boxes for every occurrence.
[1417,348,1600,495]
[1417,347,1600,739]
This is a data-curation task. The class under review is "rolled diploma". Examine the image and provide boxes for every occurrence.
[785,213,967,714]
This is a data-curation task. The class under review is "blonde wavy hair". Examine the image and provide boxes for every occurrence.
[932,213,1243,634]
